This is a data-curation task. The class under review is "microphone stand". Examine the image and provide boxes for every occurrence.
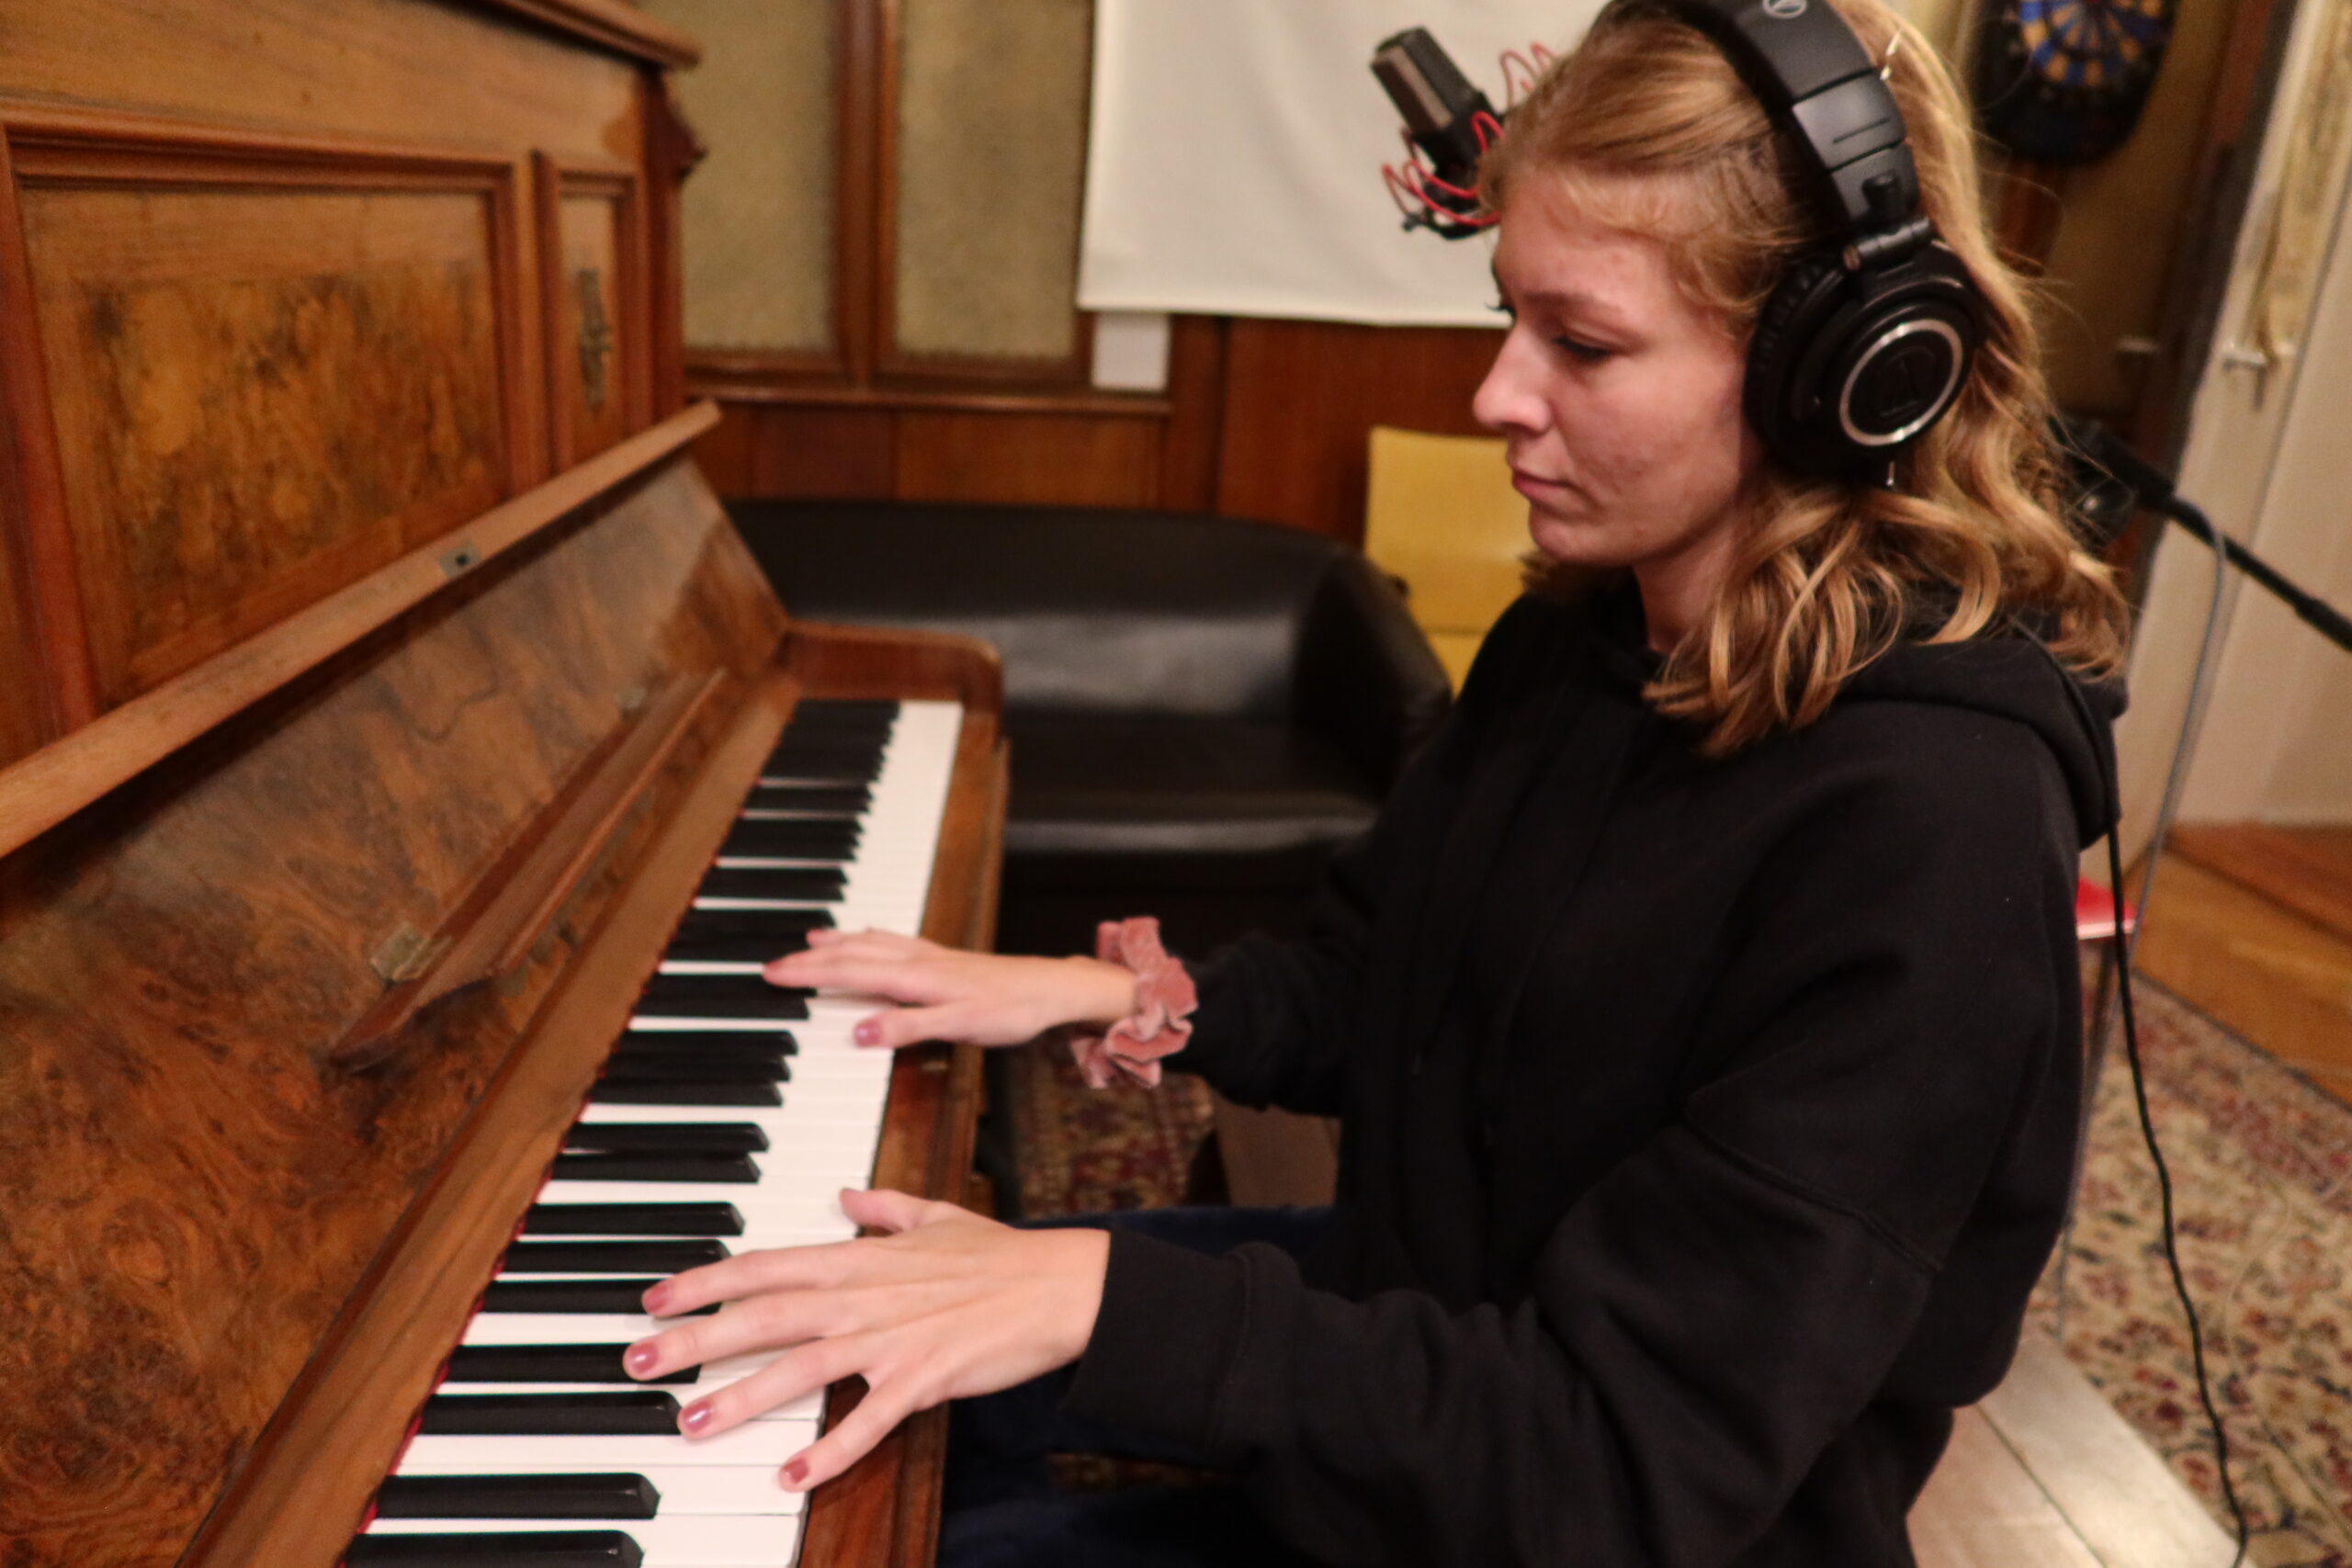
[2058,416,2352,976]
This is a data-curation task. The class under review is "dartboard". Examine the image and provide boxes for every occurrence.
[1975,0,2176,164]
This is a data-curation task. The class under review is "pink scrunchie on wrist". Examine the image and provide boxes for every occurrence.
[1068,916,1197,1089]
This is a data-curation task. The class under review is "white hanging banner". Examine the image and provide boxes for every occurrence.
[1076,0,1600,327]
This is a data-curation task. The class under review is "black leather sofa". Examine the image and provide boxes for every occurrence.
[725,500,1452,960]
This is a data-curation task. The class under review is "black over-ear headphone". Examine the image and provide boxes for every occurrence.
[1611,0,1988,478]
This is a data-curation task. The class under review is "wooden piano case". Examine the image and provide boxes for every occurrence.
[0,5,1002,1565]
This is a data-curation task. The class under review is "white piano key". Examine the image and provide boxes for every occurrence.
[571,1107,880,1147]
[463,1312,672,1345]
[461,1305,839,1348]
[549,1145,878,1179]
[397,1420,815,1470]
[628,1015,817,1033]
[503,1228,854,1255]
[541,1181,876,1211]
[367,1514,805,1565]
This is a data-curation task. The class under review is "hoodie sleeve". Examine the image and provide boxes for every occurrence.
[1160,598,1553,1117]
[1064,705,2083,1568]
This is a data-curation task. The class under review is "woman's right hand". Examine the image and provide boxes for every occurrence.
[763,930,1137,1052]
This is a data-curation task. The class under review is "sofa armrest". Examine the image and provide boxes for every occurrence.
[1295,552,1453,791]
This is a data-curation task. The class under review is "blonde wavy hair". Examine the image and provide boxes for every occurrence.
[1479,0,2128,754]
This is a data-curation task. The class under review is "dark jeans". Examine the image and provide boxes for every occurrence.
[936,1205,1331,1568]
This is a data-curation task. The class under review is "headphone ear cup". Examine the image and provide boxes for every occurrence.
[1744,252,1856,477]
[1747,244,1985,479]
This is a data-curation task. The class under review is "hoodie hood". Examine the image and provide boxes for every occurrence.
[1577,583,2125,849]
[1842,637,2123,849]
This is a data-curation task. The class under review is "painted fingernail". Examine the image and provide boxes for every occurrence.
[682,1403,714,1435]
[854,1021,880,1045]
[625,1344,658,1376]
[782,1459,809,1488]
[641,1281,673,1314]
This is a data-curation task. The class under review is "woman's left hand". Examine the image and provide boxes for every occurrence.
[623,1188,1110,1491]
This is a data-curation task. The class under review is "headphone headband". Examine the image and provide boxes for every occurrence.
[1607,0,1919,236]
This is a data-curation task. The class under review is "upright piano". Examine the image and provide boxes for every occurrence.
[0,3,1002,1564]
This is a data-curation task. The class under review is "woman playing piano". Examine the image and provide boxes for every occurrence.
[624,0,2129,1562]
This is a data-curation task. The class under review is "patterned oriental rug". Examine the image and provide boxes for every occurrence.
[2032,980,2352,1568]
[1007,987,2352,1563]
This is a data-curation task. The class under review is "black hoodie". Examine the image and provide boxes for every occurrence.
[1060,588,2120,1568]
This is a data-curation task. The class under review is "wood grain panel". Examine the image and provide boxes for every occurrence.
[0,405,718,865]
[0,0,645,163]
[536,154,651,467]
[0,455,786,1568]
[893,410,1158,507]
[1216,318,1504,542]
[6,124,531,706]
[0,489,50,766]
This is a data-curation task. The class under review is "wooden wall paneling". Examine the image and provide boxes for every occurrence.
[836,0,887,385]
[5,110,540,707]
[1215,318,1505,542]
[755,405,899,497]
[642,75,704,416]
[534,151,652,468]
[689,397,761,494]
[0,127,97,736]
[892,409,1159,507]
[1158,314,1230,512]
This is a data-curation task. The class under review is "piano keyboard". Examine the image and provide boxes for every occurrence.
[350,698,966,1568]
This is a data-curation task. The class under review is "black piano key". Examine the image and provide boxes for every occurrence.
[738,803,861,824]
[616,1029,797,1056]
[659,930,815,964]
[481,1279,717,1314]
[758,753,883,784]
[589,1079,782,1107]
[766,747,884,771]
[550,1151,762,1184]
[718,821,860,860]
[520,1201,744,1236]
[634,974,810,1020]
[420,1392,683,1437]
[445,1344,696,1385]
[605,1055,791,1089]
[345,1529,642,1567]
[695,866,843,901]
[788,697,900,721]
[744,784,869,813]
[562,1122,768,1155]
[598,1056,786,1087]
[673,908,835,939]
[375,1473,661,1521]
[501,1239,730,1274]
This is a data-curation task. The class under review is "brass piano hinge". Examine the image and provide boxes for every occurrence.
[371,922,452,987]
